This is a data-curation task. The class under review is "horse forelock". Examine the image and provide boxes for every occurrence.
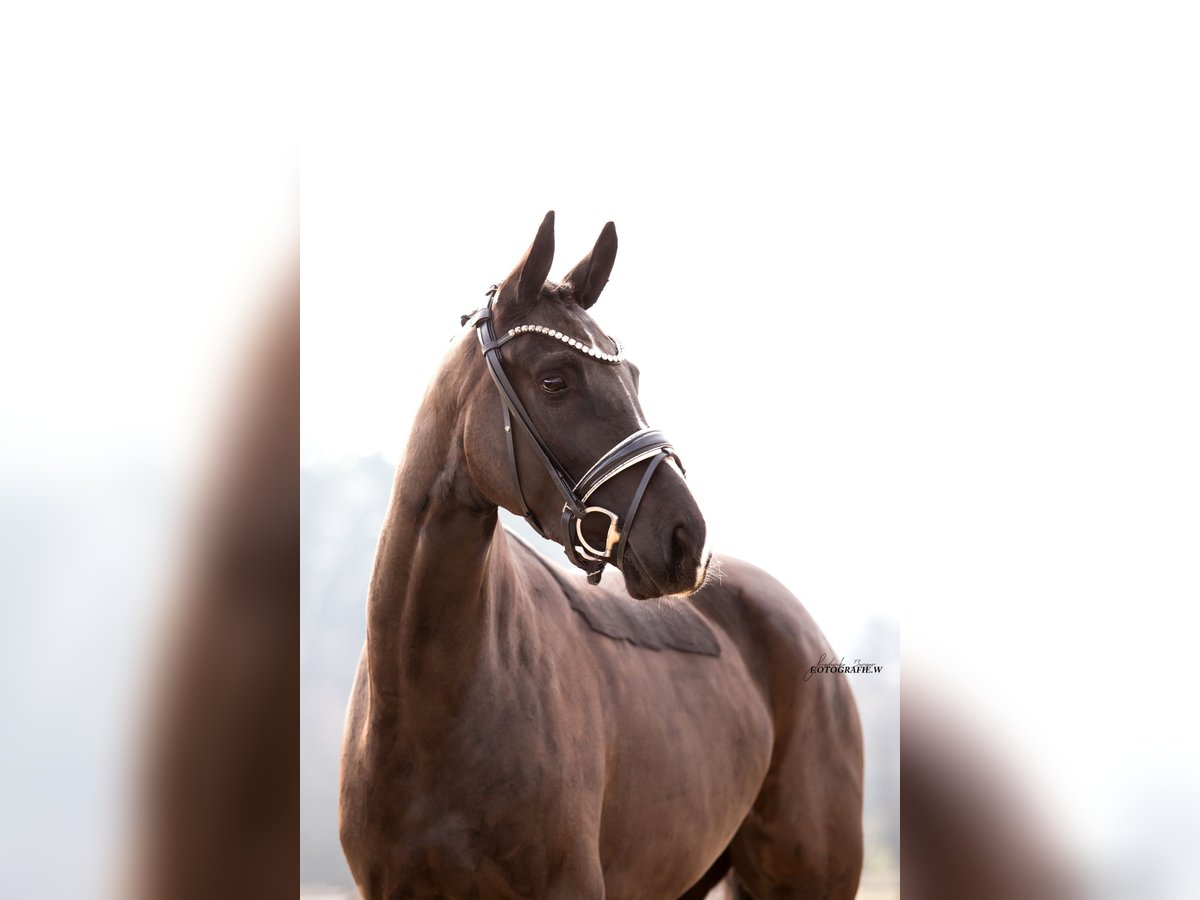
[538,279,576,303]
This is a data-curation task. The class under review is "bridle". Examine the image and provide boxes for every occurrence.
[463,286,684,585]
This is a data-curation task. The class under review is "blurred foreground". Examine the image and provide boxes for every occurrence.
[135,283,299,897]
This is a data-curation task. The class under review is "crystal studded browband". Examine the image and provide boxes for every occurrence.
[505,323,624,364]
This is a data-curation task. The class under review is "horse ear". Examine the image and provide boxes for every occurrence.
[561,221,617,310]
[498,211,555,307]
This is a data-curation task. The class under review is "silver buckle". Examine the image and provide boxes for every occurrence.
[575,507,621,561]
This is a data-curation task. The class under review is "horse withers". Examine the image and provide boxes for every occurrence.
[338,212,864,899]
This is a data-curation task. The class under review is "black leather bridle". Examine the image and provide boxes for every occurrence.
[463,286,684,585]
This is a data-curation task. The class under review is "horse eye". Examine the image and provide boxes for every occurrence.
[541,376,567,394]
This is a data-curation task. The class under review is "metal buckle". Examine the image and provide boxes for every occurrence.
[575,507,621,560]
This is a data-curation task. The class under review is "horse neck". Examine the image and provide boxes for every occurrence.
[364,351,523,711]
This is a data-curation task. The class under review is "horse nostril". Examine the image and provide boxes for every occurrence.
[671,522,702,569]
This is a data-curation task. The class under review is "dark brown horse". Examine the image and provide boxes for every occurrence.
[339,213,863,899]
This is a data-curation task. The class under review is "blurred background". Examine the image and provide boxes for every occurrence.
[0,1,1196,898]
[0,2,296,895]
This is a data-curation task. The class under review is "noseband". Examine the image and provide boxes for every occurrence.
[463,287,684,585]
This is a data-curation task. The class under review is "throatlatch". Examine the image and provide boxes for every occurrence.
[463,287,684,584]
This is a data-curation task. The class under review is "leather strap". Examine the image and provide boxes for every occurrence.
[615,450,669,573]
[502,403,545,537]
[476,309,585,517]
[575,429,679,500]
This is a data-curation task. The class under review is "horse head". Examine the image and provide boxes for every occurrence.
[460,211,710,600]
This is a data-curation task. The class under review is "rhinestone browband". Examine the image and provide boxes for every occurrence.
[505,324,624,363]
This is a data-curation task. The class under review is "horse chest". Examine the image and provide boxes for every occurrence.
[360,688,572,795]
[345,763,582,899]
[344,684,601,890]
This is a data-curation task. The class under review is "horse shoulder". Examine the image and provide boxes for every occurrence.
[694,556,861,735]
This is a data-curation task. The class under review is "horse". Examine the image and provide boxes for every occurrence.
[338,212,864,899]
